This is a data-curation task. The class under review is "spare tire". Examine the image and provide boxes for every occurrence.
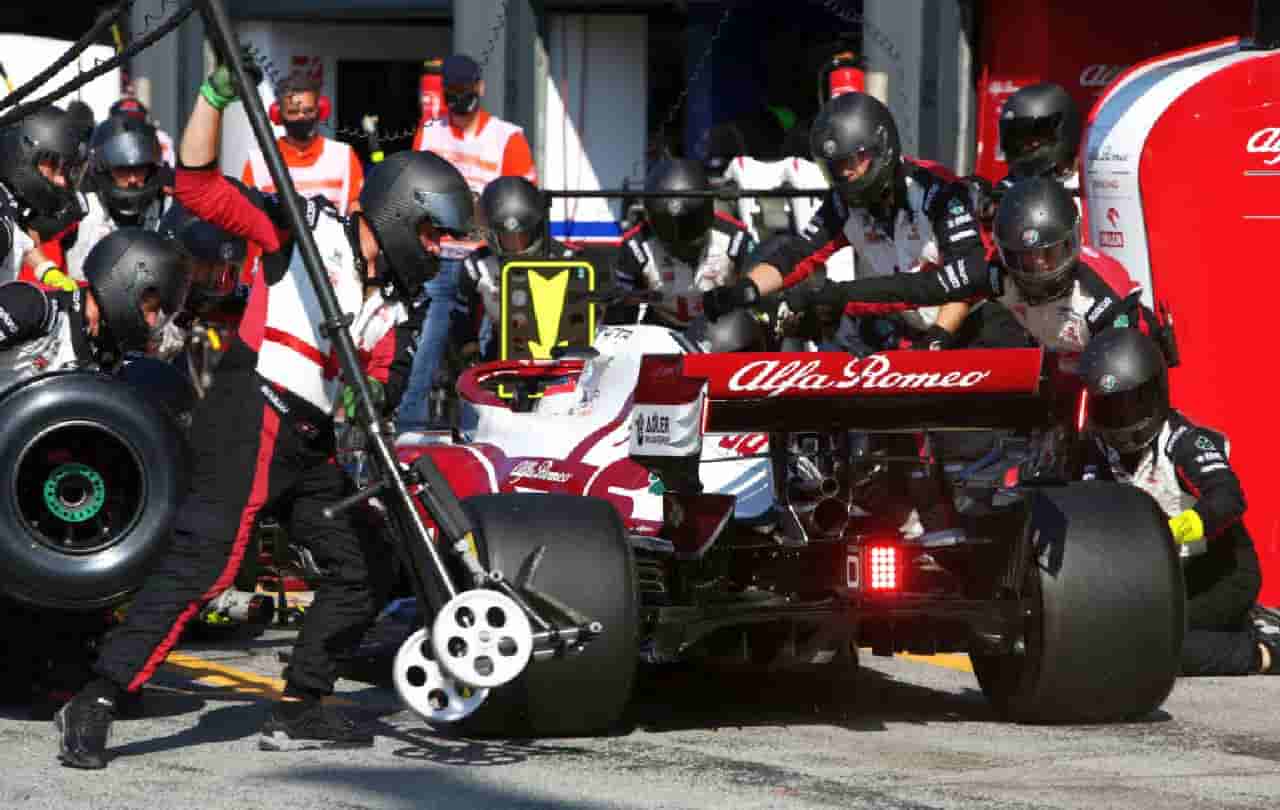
[0,372,190,610]
[452,494,637,737]
[972,481,1184,723]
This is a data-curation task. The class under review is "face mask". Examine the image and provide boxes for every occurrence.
[284,117,319,142]
[445,90,480,116]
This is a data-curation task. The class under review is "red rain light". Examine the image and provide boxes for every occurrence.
[867,545,900,592]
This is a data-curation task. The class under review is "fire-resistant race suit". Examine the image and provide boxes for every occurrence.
[758,158,1030,351]
[1082,412,1261,675]
[452,239,579,362]
[613,211,756,330]
[800,241,1150,363]
[0,283,93,377]
[89,168,418,701]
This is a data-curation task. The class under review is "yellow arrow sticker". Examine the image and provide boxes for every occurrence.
[526,270,571,359]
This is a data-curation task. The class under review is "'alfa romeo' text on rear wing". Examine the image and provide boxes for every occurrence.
[632,349,1049,440]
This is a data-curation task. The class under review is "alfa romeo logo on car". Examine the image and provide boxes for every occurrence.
[668,199,685,215]
[504,216,520,231]
[1021,228,1040,247]
[1099,373,1118,393]
[822,139,838,158]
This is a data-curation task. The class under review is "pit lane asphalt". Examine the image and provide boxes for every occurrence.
[3,628,1279,809]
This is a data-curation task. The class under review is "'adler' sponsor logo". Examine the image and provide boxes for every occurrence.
[1079,64,1125,88]
[1099,231,1125,248]
[727,354,993,398]
[1246,127,1280,166]
[510,459,572,484]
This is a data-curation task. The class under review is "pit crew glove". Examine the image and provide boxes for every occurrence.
[702,277,760,322]
[1169,509,1205,545]
[911,325,954,351]
[200,45,264,111]
[39,265,78,293]
[781,278,848,315]
[341,376,385,425]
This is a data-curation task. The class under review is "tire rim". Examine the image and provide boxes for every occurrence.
[12,420,147,555]
[42,462,107,523]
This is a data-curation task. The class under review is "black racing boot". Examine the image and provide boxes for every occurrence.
[258,699,374,751]
[1254,610,1280,675]
[54,689,117,770]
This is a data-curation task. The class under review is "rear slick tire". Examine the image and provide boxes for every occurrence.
[972,481,1184,724]
[0,372,189,610]
[452,494,637,737]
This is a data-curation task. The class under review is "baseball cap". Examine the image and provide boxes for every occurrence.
[442,54,481,86]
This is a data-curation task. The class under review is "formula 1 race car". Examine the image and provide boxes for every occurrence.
[389,329,1183,732]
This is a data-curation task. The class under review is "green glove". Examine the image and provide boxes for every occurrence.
[341,376,385,424]
[199,45,264,111]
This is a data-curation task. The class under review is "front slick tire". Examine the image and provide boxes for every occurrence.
[972,482,1184,724]
[452,494,637,737]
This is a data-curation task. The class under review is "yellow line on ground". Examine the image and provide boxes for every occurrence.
[859,648,975,673]
[161,651,357,705]
[163,651,287,699]
[899,652,974,672]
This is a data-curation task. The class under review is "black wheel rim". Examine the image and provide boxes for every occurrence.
[12,421,148,555]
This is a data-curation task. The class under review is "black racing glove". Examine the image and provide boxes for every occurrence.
[782,278,848,315]
[702,277,761,322]
[910,325,955,351]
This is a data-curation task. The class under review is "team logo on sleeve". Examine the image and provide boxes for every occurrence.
[1195,435,1216,452]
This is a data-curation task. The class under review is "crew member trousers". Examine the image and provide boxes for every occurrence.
[94,340,381,695]
[1180,524,1262,676]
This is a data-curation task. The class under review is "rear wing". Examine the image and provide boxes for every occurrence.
[632,349,1050,441]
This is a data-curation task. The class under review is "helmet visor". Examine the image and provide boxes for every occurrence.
[819,145,882,186]
[1000,113,1063,164]
[1090,381,1164,433]
[997,226,1079,301]
[496,229,534,254]
[413,188,474,237]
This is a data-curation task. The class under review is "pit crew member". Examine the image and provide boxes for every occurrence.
[702,92,1022,351]
[613,158,755,336]
[968,82,1082,226]
[1077,328,1278,676]
[0,106,86,287]
[62,116,172,281]
[778,177,1161,361]
[55,54,467,769]
[0,228,191,712]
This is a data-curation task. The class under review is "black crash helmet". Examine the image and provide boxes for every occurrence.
[480,176,546,258]
[0,105,87,239]
[808,91,901,209]
[643,158,714,256]
[83,228,192,354]
[358,150,474,299]
[1077,327,1171,455]
[88,117,166,221]
[998,83,1081,179]
[993,176,1081,305]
